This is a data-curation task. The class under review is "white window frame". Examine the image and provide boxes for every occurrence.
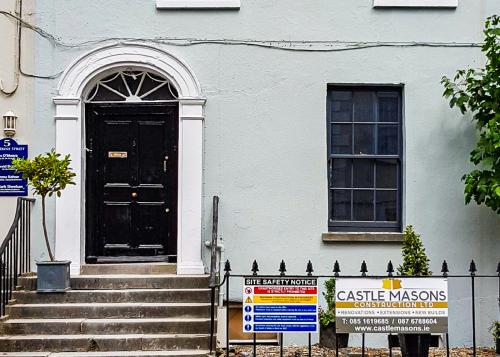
[156,0,240,9]
[373,0,457,7]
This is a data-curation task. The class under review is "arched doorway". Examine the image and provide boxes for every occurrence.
[84,70,179,263]
[53,43,206,274]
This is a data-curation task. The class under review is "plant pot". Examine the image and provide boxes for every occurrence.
[36,261,71,293]
[319,323,349,349]
[398,333,431,357]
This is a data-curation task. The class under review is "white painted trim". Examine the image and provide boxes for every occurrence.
[156,0,240,9]
[54,43,206,275]
[373,0,457,7]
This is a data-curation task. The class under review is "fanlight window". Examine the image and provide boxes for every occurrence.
[86,71,178,102]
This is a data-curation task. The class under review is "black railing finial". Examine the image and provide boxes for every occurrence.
[441,260,449,277]
[251,260,259,276]
[387,261,394,277]
[224,259,232,274]
[360,260,368,277]
[333,260,340,277]
[306,260,314,276]
[279,260,286,276]
[469,260,477,276]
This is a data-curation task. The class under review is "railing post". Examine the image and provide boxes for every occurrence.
[208,196,219,354]
[441,260,450,357]
[252,260,259,357]
[469,260,477,357]
[360,261,368,357]
[306,260,313,357]
[387,261,394,357]
[224,260,231,357]
[279,260,286,357]
[333,260,340,357]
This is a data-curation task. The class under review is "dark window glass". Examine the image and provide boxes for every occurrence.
[353,92,374,122]
[354,124,375,155]
[332,159,352,188]
[378,124,398,154]
[353,159,373,188]
[353,190,374,221]
[332,190,351,220]
[328,86,402,232]
[331,124,352,154]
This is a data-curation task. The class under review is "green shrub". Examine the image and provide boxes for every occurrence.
[491,321,500,342]
[319,278,336,327]
[398,225,431,276]
[11,150,76,261]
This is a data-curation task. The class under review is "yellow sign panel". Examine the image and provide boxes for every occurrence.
[336,301,448,309]
[108,151,128,159]
[253,295,317,304]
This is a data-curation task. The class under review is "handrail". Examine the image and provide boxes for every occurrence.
[208,195,220,354]
[0,197,35,317]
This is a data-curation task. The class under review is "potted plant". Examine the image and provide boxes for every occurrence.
[397,225,432,357]
[490,321,500,354]
[319,278,349,349]
[11,150,76,292]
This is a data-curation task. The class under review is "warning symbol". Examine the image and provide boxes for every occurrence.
[245,287,253,294]
[245,297,253,303]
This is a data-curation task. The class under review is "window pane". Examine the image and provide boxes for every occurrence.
[376,159,398,188]
[377,124,398,155]
[378,96,399,122]
[353,159,374,188]
[332,190,351,220]
[331,124,352,154]
[332,159,351,188]
[353,190,374,221]
[353,92,374,122]
[354,124,375,154]
[376,190,397,221]
[331,91,352,122]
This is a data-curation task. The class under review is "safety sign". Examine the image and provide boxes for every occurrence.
[242,277,318,333]
[0,138,28,197]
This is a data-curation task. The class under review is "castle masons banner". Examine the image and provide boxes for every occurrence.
[335,278,448,334]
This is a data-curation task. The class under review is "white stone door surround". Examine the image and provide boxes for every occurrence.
[53,43,206,275]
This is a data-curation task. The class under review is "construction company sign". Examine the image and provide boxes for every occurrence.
[242,277,318,333]
[335,278,448,334]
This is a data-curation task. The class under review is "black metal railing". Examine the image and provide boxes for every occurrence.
[208,195,220,353]
[0,197,35,317]
[219,258,500,357]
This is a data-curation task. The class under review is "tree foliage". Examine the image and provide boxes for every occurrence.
[442,15,500,213]
[11,150,76,261]
[398,225,431,276]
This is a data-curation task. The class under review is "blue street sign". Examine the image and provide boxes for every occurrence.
[0,138,28,197]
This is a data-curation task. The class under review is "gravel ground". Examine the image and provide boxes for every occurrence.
[230,344,498,357]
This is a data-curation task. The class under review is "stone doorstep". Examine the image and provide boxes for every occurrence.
[80,263,177,275]
[11,288,212,304]
[0,350,211,356]
[6,302,212,319]
[0,334,211,353]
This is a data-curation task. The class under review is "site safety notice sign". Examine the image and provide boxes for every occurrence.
[242,277,318,333]
[335,278,448,334]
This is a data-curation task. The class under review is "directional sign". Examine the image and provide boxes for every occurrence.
[243,277,318,333]
[0,138,28,196]
[335,278,448,334]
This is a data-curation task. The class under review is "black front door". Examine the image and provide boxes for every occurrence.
[85,103,178,263]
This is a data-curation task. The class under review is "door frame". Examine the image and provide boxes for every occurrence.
[85,102,179,262]
[52,43,206,275]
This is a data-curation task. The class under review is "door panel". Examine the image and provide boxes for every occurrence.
[85,103,178,263]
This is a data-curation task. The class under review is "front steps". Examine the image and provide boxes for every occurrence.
[0,264,213,356]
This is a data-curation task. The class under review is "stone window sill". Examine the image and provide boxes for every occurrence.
[373,0,457,8]
[322,232,403,243]
[156,0,240,9]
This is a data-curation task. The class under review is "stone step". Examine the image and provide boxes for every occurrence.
[6,303,211,319]
[12,288,211,304]
[80,264,177,275]
[0,351,209,357]
[1,317,213,335]
[18,275,209,290]
[0,334,210,352]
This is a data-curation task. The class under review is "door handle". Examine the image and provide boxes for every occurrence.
[131,192,138,199]
[163,155,168,173]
